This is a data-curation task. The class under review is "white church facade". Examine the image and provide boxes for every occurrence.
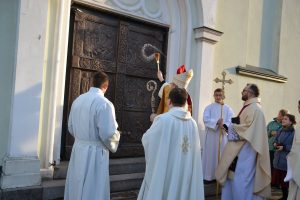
[0,0,300,194]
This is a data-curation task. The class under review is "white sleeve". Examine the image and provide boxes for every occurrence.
[203,106,218,130]
[227,124,241,141]
[68,107,74,136]
[224,105,234,126]
[158,83,169,98]
[96,102,120,153]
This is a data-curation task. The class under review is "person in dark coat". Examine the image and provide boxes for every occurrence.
[267,109,288,183]
[273,114,296,200]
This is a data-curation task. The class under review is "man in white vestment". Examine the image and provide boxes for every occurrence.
[202,88,234,182]
[138,88,204,200]
[64,71,120,200]
[216,83,271,200]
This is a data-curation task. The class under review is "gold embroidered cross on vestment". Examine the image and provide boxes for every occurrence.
[181,135,190,154]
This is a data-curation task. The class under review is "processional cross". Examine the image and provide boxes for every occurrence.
[214,71,233,198]
[214,71,233,100]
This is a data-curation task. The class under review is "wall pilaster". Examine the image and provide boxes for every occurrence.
[193,26,223,143]
[1,0,48,189]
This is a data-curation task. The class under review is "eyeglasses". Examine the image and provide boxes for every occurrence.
[242,89,253,94]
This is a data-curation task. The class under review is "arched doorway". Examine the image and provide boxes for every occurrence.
[60,5,169,160]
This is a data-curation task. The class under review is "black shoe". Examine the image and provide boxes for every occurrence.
[203,179,216,185]
[279,188,288,200]
[271,183,280,189]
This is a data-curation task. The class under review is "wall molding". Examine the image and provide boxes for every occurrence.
[236,65,287,83]
[194,26,223,44]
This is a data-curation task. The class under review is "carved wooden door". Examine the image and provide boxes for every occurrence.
[61,6,168,160]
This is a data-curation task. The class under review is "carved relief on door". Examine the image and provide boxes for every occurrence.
[61,6,168,160]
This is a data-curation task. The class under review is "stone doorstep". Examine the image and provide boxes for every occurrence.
[110,163,145,176]
[42,181,282,200]
[1,181,282,200]
[109,157,145,165]
[109,157,145,175]
[110,173,144,182]
[53,157,146,179]
[44,172,145,199]
[0,185,43,200]
[0,179,64,200]
[43,173,145,200]
[52,162,68,180]
[110,173,144,193]
[110,182,220,199]
[111,190,139,200]
[0,178,219,200]
[42,179,65,200]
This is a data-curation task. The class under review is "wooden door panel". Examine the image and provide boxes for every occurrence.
[105,73,116,104]
[64,68,93,159]
[123,76,156,111]
[82,20,118,61]
[112,19,166,157]
[121,111,152,143]
[73,10,119,60]
[72,56,117,74]
[66,69,117,115]
[118,23,163,79]
[62,5,168,160]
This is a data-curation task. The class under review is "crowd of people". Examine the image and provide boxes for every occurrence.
[63,66,300,200]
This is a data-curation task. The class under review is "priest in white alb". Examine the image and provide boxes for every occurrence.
[216,84,271,200]
[138,88,204,200]
[64,71,120,200]
[202,88,234,182]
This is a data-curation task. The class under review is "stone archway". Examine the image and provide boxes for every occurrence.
[39,0,224,170]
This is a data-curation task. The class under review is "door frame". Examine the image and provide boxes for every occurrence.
[38,0,204,169]
[60,6,169,160]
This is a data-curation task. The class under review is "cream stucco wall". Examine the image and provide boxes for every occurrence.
[214,0,249,115]
[214,0,300,123]
[277,0,300,115]
[0,1,19,167]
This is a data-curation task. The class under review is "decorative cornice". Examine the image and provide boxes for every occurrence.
[86,0,163,20]
[109,0,163,19]
[73,0,169,27]
[236,65,287,83]
[194,26,223,44]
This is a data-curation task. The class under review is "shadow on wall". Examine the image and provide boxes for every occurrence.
[10,83,43,156]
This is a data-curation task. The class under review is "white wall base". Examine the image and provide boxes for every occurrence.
[1,157,41,189]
